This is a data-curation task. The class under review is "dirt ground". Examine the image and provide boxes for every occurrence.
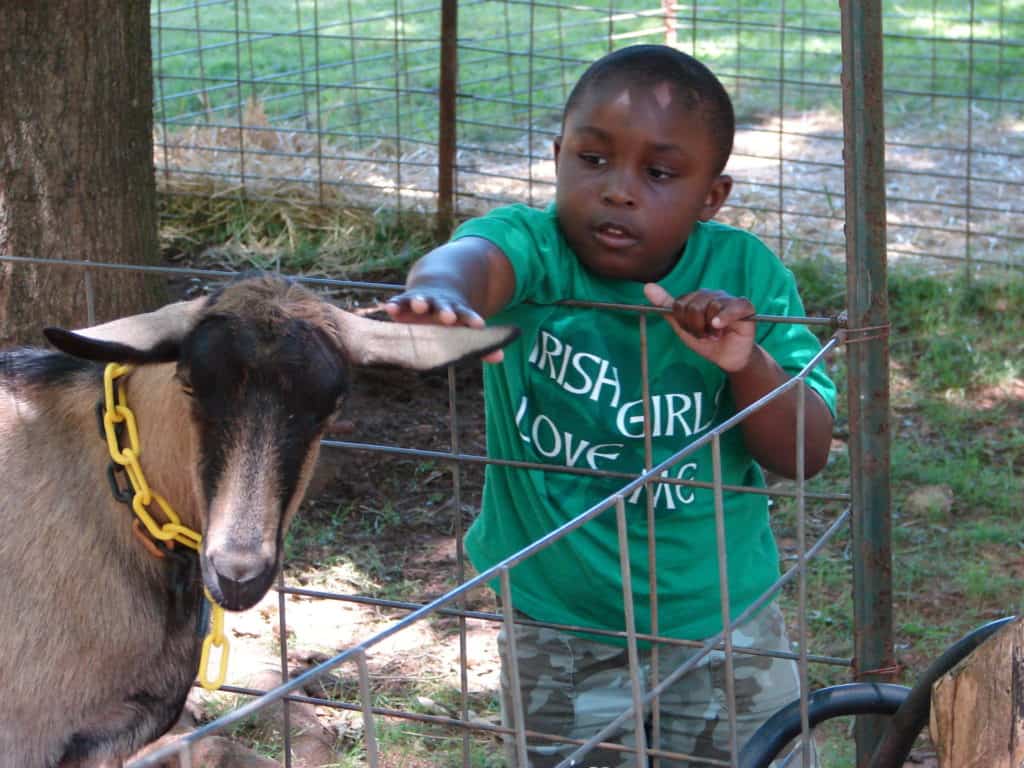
[184,358,946,767]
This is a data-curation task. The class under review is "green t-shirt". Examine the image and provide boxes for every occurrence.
[454,204,836,642]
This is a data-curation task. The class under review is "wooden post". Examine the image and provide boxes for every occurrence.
[931,616,1024,767]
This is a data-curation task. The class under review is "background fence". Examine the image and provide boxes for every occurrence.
[152,0,1023,271]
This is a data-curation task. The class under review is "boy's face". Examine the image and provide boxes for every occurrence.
[553,80,732,283]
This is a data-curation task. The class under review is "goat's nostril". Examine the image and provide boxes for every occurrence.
[207,550,276,610]
[208,550,265,585]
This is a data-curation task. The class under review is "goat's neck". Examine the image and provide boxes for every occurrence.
[120,363,203,533]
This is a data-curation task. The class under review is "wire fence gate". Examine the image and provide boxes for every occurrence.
[95,264,851,767]
[1,248,874,764]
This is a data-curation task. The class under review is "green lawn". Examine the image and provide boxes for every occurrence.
[152,0,1024,142]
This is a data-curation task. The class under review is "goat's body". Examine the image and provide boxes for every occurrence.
[0,352,202,767]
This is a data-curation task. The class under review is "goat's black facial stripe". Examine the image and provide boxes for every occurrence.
[182,314,349,515]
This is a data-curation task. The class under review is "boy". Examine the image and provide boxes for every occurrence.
[384,45,835,767]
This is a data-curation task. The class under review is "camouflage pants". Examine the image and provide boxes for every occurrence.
[497,603,817,768]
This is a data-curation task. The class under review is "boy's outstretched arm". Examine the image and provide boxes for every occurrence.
[382,236,516,361]
[644,284,833,479]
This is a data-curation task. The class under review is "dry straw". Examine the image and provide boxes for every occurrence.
[156,99,1024,273]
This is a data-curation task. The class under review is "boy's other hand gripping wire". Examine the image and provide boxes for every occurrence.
[644,283,756,373]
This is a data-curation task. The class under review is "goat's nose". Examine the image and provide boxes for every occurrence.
[207,549,275,610]
[208,549,268,584]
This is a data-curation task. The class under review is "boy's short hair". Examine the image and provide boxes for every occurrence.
[563,45,735,175]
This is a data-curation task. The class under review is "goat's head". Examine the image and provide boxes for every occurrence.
[43,275,518,611]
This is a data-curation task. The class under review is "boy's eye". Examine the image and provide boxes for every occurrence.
[648,167,676,181]
[579,153,606,166]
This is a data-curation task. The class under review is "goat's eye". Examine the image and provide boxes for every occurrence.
[330,395,347,420]
[175,370,194,398]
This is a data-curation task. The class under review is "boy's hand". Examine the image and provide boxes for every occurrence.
[382,287,486,328]
[381,288,504,363]
[643,284,755,373]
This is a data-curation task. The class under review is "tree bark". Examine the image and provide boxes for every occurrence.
[0,0,163,347]
[931,616,1024,768]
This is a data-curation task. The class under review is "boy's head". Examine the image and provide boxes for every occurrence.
[563,46,735,175]
[553,45,736,283]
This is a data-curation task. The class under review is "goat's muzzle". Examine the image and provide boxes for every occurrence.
[203,549,277,611]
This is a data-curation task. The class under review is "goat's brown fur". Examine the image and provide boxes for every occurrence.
[0,362,201,767]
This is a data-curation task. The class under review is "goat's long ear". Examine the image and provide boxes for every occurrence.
[43,297,206,363]
[328,306,519,371]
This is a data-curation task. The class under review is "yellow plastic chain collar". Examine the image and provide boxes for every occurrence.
[101,362,229,691]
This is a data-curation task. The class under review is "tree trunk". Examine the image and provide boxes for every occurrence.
[0,0,163,347]
[931,616,1024,768]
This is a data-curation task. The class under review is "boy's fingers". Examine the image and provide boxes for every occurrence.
[680,294,715,337]
[645,285,754,340]
[643,283,673,308]
[380,300,435,324]
[383,294,476,326]
[644,283,699,343]
[458,309,486,329]
[380,298,492,334]
[710,299,756,329]
[427,301,458,325]
[408,295,433,315]
[645,283,702,336]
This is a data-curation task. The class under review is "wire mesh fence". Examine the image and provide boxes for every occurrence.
[0,251,860,764]
[152,0,1023,271]
[122,1,905,764]
[2,0,962,763]
[83,262,849,766]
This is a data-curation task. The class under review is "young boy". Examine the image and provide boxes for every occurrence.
[384,45,835,767]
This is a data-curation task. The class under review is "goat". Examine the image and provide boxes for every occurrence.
[0,273,517,768]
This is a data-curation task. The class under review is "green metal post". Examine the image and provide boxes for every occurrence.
[839,1,894,765]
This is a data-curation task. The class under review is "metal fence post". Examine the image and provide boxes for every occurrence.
[839,1,894,765]
[437,0,458,241]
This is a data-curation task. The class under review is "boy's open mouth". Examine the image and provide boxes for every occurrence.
[594,221,639,248]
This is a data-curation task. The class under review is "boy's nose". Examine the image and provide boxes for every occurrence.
[601,170,636,207]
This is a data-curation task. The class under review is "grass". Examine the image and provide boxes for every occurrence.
[776,262,1024,692]
[335,717,506,768]
[152,0,1024,145]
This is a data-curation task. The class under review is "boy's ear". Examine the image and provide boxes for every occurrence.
[699,174,733,220]
[553,136,563,168]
